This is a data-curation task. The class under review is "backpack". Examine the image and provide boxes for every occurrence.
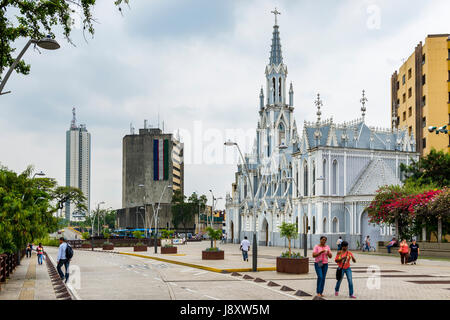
[65,243,74,260]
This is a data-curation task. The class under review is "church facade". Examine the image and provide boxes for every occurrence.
[225,16,419,250]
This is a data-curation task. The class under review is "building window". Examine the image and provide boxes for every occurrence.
[422,117,426,128]
[422,95,426,106]
[332,160,338,195]
[396,81,400,90]
[408,126,412,136]
[312,161,316,196]
[408,87,412,98]
[402,74,405,85]
[397,99,400,106]
[332,217,338,233]
[303,162,308,196]
[278,123,285,146]
[422,74,426,85]
[402,93,406,103]
[323,159,327,195]
[323,218,327,233]
[423,138,426,149]
[408,68,412,79]
[402,111,406,121]
[312,216,316,234]
[408,107,412,117]
[422,54,425,65]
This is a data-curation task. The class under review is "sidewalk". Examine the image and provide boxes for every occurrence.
[0,253,56,300]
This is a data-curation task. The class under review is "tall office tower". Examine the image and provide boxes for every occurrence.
[391,34,450,156]
[172,132,184,195]
[122,121,184,209]
[65,108,91,221]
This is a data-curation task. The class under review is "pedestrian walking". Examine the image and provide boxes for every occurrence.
[336,237,343,251]
[408,239,420,265]
[313,236,332,297]
[398,239,409,264]
[57,237,72,283]
[26,243,32,258]
[240,236,251,262]
[335,241,356,298]
[36,243,44,265]
[386,237,397,253]
[363,235,371,252]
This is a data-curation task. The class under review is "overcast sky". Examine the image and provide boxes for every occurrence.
[1,0,449,211]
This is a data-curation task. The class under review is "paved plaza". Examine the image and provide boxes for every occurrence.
[2,241,450,300]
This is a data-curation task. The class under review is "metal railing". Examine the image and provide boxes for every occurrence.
[0,250,25,291]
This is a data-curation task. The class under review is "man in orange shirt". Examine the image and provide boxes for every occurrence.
[335,241,356,298]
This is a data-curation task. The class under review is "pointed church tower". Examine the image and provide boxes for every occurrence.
[265,9,289,106]
[257,9,295,161]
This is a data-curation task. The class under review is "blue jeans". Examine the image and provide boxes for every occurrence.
[57,259,70,282]
[337,244,342,251]
[386,244,393,253]
[242,250,248,261]
[37,254,43,265]
[314,262,328,294]
[335,268,354,296]
[363,244,370,252]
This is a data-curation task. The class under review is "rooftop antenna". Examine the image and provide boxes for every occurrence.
[162,120,165,133]
[144,119,148,129]
[71,107,77,129]
[130,122,135,135]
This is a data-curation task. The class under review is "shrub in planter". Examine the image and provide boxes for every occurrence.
[161,245,177,254]
[202,228,224,260]
[102,231,114,250]
[160,229,177,254]
[133,231,147,252]
[276,222,309,274]
[81,232,92,248]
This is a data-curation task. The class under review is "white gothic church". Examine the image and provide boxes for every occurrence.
[225,14,419,250]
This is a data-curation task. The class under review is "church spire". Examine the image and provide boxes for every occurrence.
[265,8,288,106]
[269,9,283,66]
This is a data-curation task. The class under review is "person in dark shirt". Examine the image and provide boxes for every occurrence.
[408,239,420,265]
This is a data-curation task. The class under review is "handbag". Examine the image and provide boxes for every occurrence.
[336,254,348,281]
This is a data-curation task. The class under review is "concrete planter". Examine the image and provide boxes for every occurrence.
[81,243,92,249]
[276,257,309,274]
[161,246,177,254]
[102,244,114,250]
[133,245,147,252]
[202,250,224,260]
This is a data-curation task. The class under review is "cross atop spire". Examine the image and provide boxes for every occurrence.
[271,8,281,25]
[360,90,368,120]
[315,93,323,123]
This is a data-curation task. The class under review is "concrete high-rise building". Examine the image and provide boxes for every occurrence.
[122,122,184,209]
[65,107,91,221]
[391,34,450,156]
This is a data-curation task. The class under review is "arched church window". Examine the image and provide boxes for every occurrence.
[312,216,316,234]
[332,217,338,233]
[323,159,327,195]
[312,161,316,196]
[332,160,338,195]
[323,217,327,233]
[278,123,285,147]
[303,162,308,196]
[272,77,276,102]
[278,77,282,99]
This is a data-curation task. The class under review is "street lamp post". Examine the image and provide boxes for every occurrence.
[92,201,105,251]
[154,185,172,254]
[208,190,222,248]
[0,36,60,96]
[138,184,148,238]
[224,141,258,272]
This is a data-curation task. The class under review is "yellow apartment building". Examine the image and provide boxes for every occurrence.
[391,34,450,156]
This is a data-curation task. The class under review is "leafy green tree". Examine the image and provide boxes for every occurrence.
[0,165,88,253]
[400,149,450,188]
[171,191,207,231]
[0,0,130,82]
[205,227,222,249]
[279,222,298,258]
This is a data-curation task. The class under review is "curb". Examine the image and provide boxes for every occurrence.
[117,252,276,273]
